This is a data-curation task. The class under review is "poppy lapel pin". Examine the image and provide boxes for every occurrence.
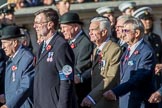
[46,45,52,51]
[134,50,139,55]
[12,65,17,71]
[70,43,76,49]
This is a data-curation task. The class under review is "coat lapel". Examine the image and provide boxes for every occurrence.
[92,40,112,68]
[120,40,144,79]
[36,33,59,65]
[102,41,112,58]
[120,50,126,78]
[128,41,144,60]
[5,46,25,85]
[36,42,43,59]
[12,48,24,65]
[72,32,85,47]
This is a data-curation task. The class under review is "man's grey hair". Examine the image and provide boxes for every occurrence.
[124,18,145,36]
[91,16,111,36]
[117,15,133,24]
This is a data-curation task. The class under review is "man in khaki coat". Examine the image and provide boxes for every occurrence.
[81,16,122,108]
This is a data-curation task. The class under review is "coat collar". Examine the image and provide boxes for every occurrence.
[70,31,85,45]
[6,46,25,74]
[12,46,25,65]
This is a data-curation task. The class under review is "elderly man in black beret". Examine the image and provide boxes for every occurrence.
[0,25,35,108]
[60,12,94,108]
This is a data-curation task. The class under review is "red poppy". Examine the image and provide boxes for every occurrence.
[70,43,75,49]
[98,52,103,63]
[125,56,129,60]
[98,52,102,57]
[134,50,139,55]
[12,65,17,71]
[46,45,52,51]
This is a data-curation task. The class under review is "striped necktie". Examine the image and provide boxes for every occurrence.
[123,48,130,65]
[94,49,101,60]
[41,42,46,53]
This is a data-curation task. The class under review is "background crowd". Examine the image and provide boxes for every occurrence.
[1,0,128,10]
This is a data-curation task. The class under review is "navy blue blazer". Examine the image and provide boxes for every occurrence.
[34,32,77,108]
[112,40,156,108]
[5,46,35,108]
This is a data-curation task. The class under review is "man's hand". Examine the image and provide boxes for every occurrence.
[148,91,162,103]
[103,90,117,101]
[74,75,81,84]
[0,94,5,103]
[80,97,93,107]
[155,64,162,75]
[0,105,8,108]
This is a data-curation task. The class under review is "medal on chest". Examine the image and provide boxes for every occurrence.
[11,65,17,82]
[47,52,54,62]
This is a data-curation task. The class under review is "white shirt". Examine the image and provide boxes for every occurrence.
[69,30,83,44]
[44,32,56,45]
[97,37,110,51]
[128,38,143,58]
[12,45,22,59]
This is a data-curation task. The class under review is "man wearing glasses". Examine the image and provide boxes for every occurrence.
[103,18,157,108]
[115,15,132,52]
[33,8,77,108]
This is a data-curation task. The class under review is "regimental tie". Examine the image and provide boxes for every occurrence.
[94,49,101,60]
[41,42,46,54]
[123,48,130,65]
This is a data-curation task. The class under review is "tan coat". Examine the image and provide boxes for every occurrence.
[89,40,122,108]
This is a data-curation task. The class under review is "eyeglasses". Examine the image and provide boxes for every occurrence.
[122,29,134,34]
[122,29,130,33]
